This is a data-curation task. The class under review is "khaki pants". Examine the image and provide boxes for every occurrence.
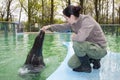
[68,41,107,69]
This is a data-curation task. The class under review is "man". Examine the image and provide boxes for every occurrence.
[41,5,107,73]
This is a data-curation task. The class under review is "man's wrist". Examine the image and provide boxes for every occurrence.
[47,25,51,29]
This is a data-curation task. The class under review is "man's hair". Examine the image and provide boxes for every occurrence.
[63,5,81,17]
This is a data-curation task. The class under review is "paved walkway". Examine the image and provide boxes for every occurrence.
[47,42,120,80]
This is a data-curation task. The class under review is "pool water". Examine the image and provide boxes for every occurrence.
[0,33,70,80]
[0,33,120,80]
[106,35,120,52]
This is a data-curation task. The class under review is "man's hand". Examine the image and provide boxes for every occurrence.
[72,33,78,41]
[40,25,51,31]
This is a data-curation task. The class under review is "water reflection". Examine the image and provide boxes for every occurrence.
[0,33,70,80]
[106,35,120,52]
[0,33,120,80]
[19,73,41,80]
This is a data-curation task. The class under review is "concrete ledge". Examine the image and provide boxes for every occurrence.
[47,42,120,80]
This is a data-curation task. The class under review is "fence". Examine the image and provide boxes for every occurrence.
[0,21,23,36]
[101,24,120,36]
[0,22,120,36]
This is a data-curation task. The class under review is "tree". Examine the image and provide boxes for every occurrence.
[50,0,54,24]
[18,0,23,25]
[19,0,41,31]
[68,0,71,5]
[0,0,14,21]
[6,0,13,21]
[41,0,44,22]
[0,3,5,21]
[112,0,115,24]
[79,0,84,14]
[106,0,109,24]
[94,0,99,22]
[119,6,120,24]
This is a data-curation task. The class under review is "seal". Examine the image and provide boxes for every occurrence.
[19,30,45,74]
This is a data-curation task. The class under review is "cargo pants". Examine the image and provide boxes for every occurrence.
[68,41,107,69]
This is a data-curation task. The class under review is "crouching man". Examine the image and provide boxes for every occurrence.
[41,5,107,73]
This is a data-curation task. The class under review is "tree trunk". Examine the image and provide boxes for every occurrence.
[94,0,99,22]
[19,7,22,25]
[68,0,71,5]
[101,0,104,23]
[106,0,109,24]
[98,0,101,23]
[42,0,44,22]
[28,0,31,32]
[50,0,54,24]
[99,0,101,13]
[6,0,12,21]
[119,6,120,24]
[112,0,114,24]
[1,13,4,21]
[79,0,84,14]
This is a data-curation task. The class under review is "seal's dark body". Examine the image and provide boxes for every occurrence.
[25,30,45,67]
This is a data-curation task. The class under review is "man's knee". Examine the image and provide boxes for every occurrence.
[68,54,81,69]
[72,41,88,57]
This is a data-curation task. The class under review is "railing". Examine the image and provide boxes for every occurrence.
[0,21,23,36]
[0,22,120,36]
[101,24,120,36]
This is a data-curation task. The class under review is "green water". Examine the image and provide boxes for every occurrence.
[0,33,70,80]
[0,33,120,80]
[106,35,120,52]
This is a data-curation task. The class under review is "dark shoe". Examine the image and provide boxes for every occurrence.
[73,65,91,73]
[93,59,101,69]
[90,59,101,69]
[73,55,91,73]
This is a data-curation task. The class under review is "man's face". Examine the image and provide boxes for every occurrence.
[63,15,76,24]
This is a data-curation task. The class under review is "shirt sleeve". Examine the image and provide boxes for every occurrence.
[47,23,71,32]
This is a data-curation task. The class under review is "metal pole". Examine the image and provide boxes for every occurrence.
[4,22,8,37]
